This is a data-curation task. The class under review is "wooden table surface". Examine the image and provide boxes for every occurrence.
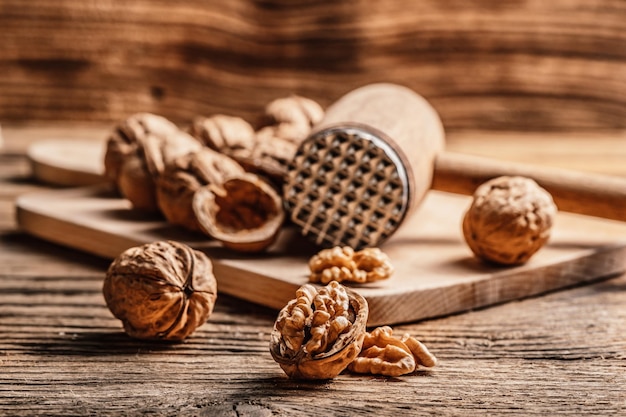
[1,124,625,416]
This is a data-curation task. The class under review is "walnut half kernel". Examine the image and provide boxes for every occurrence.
[269,281,369,379]
[103,241,217,341]
[348,326,437,377]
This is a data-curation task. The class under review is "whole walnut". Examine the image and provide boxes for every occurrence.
[241,95,325,184]
[269,281,369,379]
[103,240,217,341]
[463,176,558,265]
[188,114,256,158]
[262,95,325,143]
[104,113,202,211]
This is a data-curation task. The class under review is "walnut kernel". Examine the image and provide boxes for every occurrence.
[309,246,394,284]
[347,326,437,377]
[103,240,217,341]
[269,281,369,379]
[463,176,557,265]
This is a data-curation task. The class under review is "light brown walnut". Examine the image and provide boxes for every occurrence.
[309,246,394,284]
[347,326,437,377]
[241,126,300,182]
[104,113,202,211]
[263,95,325,143]
[188,115,256,158]
[463,176,558,265]
[269,281,369,379]
[156,147,246,231]
[193,173,284,252]
[238,95,324,184]
[102,240,217,341]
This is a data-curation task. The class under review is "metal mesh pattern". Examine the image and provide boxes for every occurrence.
[284,127,409,249]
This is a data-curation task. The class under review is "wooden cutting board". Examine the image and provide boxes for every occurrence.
[16,170,626,326]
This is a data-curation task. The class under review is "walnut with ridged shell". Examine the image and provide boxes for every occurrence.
[463,176,557,265]
[102,240,217,341]
[104,113,202,211]
[156,147,245,231]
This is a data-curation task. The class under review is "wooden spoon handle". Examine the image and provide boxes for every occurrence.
[432,151,626,222]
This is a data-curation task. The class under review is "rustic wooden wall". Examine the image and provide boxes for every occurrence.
[1,0,624,131]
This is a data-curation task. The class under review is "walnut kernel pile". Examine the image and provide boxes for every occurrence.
[269,281,437,379]
[348,326,437,377]
[463,176,558,265]
[309,246,394,284]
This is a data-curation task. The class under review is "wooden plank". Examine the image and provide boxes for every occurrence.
[15,185,626,326]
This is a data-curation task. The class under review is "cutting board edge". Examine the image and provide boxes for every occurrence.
[16,186,626,327]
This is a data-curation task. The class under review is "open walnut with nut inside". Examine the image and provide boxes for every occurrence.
[269,281,369,380]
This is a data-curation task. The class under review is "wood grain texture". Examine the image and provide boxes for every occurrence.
[1,1,625,131]
[14,184,626,326]
[2,125,626,416]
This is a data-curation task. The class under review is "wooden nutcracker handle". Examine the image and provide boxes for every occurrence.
[432,152,626,222]
[284,83,626,249]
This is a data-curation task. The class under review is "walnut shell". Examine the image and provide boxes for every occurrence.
[263,95,325,142]
[269,281,369,380]
[104,113,202,211]
[463,176,558,265]
[156,147,246,231]
[192,173,285,252]
[188,115,256,156]
[103,240,217,341]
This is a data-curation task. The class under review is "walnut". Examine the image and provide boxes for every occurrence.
[269,281,369,379]
[347,326,437,377]
[102,240,217,341]
[263,95,325,143]
[188,115,256,158]
[236,95,324,184]
[156,147,245,231]
[463,176,558,265]
[309,246,394,284]
[239,127,299,182]
[104,113,202,211]
[193,174,284,252]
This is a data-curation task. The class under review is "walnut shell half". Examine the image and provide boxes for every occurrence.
[269,281,369,379]
[192,173,285,252]
[103,240,217,341]
[156,147,247,232]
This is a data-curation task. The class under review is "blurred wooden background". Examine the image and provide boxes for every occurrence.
[0,0,624,131]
